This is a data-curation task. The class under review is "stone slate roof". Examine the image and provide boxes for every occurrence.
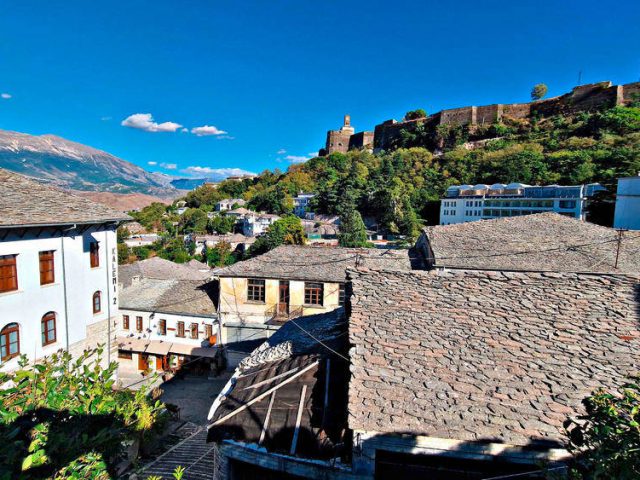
[348,267,640,446]
[238,308,346,371]
[120,277,216,316]
[119,256,212,287]
[0,168,131,227]
[214,245,417,282]
[422,213,640,273]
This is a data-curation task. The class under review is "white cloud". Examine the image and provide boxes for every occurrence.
[100,116,112,121]
[190,125,228,136]
[277,148,287,154]
[147,161,157,166]
[284,154,314,164]
[181,166,256,179]
[1,93,11,99]
[307,151,319,157]
[160,162,177,170]
[121,113,182,133]
[181,128,188,133]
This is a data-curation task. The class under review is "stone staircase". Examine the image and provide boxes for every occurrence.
[136,422,217,480]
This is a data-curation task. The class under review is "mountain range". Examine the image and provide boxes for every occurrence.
[0,129,221,198]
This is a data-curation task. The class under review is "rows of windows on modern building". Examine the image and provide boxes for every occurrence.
[0,242,103,362]
[439,182,603,225]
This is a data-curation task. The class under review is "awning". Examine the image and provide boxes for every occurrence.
[117,337,150,353]
[145,340,172,356]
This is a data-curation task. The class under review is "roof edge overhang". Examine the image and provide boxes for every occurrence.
[0,218,130,229]
[118,306,217,318]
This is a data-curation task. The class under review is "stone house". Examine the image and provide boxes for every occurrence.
[0,168,130,370]
[215,198,246,212]
[213,245,414,365]
[116,257,218,372]
[205,212,640,478]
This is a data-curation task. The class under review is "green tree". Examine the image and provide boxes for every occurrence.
[117,243,130,264]
[0,348,163,479]
[398,196,422,240]
[157,238,191,263]
[129,202,168,231]
[404,108,427,120]
[205,240,236,267]
[179,208,208,234]
[338,206,370,247]
[565,377,640,479]
[531,83,548,100]
[248,215,306,256]
[208,215,236,234]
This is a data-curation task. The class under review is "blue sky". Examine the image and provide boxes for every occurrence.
[0,0,639,179]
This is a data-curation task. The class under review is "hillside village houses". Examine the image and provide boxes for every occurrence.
[240,212,280,236]
[0,168,130,370]
[116,257,219,373]
[215,198,246,212]
[293,192,315,217]
[205,212,640,479]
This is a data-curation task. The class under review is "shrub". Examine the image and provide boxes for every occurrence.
[0,348,164,479]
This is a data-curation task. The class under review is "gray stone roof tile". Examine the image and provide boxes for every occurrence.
[120,277,216,316]
[348,267,640,446]
[0,168,131,227]
[422,213,640,273]
[214,245,417,283]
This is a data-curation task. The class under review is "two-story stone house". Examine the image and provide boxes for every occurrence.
[214,245,415,365]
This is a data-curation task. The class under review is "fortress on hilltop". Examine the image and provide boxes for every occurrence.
[319,80,640,155]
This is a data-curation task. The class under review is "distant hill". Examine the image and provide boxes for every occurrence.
[71,191,176,212]
[170,178,209,190]
[0,129,178,197]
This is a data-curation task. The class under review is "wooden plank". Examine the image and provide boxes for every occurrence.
[211,360,318,427]
[290,384,307,455]
[258,391,276,445]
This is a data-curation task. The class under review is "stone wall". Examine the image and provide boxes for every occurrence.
[349,131,374,150]
[67,316,117,368]
[371,80,640,151]
[325,130,352,154]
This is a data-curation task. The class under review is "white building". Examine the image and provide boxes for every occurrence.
[0,168,130,371]
[123,233,160,248]
[241,214,280,237]
[440,182,604,225]
[293,193,315,217]
[614,176,640,230]
[215,198,246,212]
[116,257,218,372]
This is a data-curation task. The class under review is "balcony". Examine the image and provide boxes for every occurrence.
[264,304,305,325]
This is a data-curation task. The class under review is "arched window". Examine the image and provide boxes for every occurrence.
[93,291,102,314]
[41,312,57,346]
[1,323,20,362]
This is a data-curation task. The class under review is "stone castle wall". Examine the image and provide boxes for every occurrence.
[370,80,640,151]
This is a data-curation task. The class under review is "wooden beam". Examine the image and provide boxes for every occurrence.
[259,391,276,445]
[290,384,307,455]
[211,360,318,427]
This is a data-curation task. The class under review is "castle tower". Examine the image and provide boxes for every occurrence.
[323,114,355,155]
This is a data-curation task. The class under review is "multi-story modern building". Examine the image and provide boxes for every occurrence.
[293,193,315,217]
[0,168,130,370]
[241,213,280,237]
[614,176,640,230]
[440,182,604,225]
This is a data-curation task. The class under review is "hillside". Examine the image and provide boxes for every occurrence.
[0,129,177,197]
[71,191,176,212]
[170,101,640,231]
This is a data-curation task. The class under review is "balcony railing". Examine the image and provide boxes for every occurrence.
[264,304,306,323]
